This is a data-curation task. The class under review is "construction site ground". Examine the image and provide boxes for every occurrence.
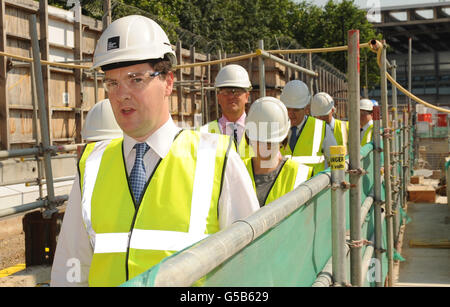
[0,177,449,287]
[394,196,450,287]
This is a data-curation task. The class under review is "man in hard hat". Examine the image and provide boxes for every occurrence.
[51,15,259,287]
[200,64,253,159]
[310,92,349,154]
[244,96,313,207]
[280,80,337,173]
[360,98,374,146]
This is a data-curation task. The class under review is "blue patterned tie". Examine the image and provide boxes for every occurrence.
[289,126,298,151]
[130,142,150,203]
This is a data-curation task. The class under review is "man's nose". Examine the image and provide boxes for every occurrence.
[115,82,132,100]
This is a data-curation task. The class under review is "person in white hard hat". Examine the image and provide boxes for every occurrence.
[279,80,337,174]
[81,99,123,142]
[310,92,349,154]
[244,97,313,207]
[360,98,374,146]
[200,64,253,159]
[51,15,259,287]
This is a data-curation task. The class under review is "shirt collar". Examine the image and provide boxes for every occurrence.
[123,116,181,159]
[329,117,335,131]
[218,113,246,131]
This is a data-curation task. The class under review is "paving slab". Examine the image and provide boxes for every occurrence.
[396,203,450,287]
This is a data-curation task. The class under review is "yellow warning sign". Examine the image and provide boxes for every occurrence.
[330,146,345,170]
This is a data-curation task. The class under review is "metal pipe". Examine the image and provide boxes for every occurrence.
[0,194,68,218]
[258,40,266,97]
[404,109,410,189]
[313,190,375,287]
[360,194,374,223]
[0,175,75,187]
[0,147,40,159]
[398,117,404,210]
[151,172,331,286]
[312,259,334,287]
[308,53,314,94]
[26,175,75,186]
[29,48,44,200]
[380,41,394,287]
[391,60,400,244]
[29,14,56,218]
[256,49,318,78]
[347,29,362,287]
[361,211,385,286]
[372,105,384,287]
[330,146,347,286]
[402,110,408,206]
[0,144,82,160]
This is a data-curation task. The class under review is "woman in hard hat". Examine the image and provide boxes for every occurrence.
[244,96,313,207]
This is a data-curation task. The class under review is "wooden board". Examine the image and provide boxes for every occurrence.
[407,185,436,203]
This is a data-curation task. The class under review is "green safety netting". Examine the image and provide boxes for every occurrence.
[122,142,407,287]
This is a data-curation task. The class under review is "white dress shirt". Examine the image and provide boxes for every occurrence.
[50,116,259,287]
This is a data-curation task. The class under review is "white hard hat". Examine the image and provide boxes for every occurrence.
[360,98,374,111]
[245,96,291,143]
[81,99,123,141]
[280,80,311,109]
[92,15,176,70]
[310,92,335,116]
[215,64,252,89]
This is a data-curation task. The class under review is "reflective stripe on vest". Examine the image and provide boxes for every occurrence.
[93,230,209,254]
[201,120,254,159]
[80,140,112,248]
[78,130,228,286]
[280,117,326,173]
[244,158,313,206]
[334,119,349,155]
[334,119,348,147]
[361,124,373,146]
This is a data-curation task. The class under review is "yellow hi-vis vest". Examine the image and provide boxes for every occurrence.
[361,124,374,146]
[78,130,232,287]
[244,158,313,206]
[200,120,254,159]
[333,119,349,154]
[280,116,326,173]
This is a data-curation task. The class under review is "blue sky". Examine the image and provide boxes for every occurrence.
[299,0,448,9]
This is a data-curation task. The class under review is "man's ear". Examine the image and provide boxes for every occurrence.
[244,91,251,104]
[164,71,174,96]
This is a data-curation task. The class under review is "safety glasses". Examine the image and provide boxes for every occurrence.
[218,88,247,96]
[103,70,161,93]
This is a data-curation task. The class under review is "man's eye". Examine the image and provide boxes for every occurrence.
[131,77,144,84]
